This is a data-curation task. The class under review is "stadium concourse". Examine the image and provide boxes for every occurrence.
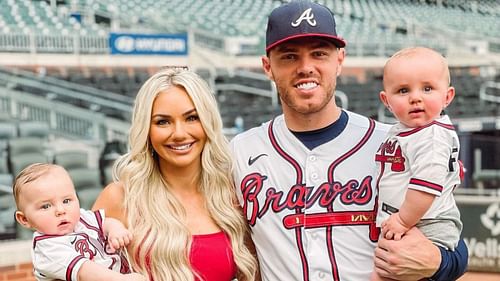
[0,0,499,279]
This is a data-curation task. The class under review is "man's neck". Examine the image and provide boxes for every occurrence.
[283,105,342,132]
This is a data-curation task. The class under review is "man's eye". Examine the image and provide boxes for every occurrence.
[313,51,327,57]
[282,54,296,60]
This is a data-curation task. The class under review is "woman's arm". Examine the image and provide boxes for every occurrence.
[78,261,146,281]
[92,182,127,226]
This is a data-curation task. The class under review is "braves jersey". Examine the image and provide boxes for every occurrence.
[230,111,391,281]
[32,209,130,281]
[375,116,462,247]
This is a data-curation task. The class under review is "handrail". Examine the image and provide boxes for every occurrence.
[479,81,500,103]
[0,72,132,113]
[0,87,129,144]
[0,67,135,105]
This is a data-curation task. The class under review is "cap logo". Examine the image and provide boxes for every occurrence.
[291,8,316,27]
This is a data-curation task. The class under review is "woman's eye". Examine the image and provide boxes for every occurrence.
[155,119,169,125]
[187,115,199,122]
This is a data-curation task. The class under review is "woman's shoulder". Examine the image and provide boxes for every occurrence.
[92,181,126,222]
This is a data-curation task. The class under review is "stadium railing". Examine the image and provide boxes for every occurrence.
[0,86,128,145]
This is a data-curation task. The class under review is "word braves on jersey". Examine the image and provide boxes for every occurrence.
[231,111,391,281]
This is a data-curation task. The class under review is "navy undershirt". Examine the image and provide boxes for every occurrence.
[290,110,348,150]
[289,109,467,279]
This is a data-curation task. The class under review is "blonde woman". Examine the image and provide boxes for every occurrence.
[93,68,258,281]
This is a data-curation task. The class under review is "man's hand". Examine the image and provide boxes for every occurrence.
[374,227,440,280]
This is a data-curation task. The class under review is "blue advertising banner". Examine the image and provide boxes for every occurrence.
[109,33,188,55]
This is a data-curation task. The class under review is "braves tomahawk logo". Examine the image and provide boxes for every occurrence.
[375,140,405,172]
[291,8,316,27]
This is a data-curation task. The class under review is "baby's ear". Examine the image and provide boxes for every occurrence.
[379,91,391,111]
[15,211,32,229]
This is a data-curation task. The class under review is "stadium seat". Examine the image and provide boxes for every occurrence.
[17,121,50,139]
[68,168,102,210]
[0,122,17,152]
[54,150,88,170]
[0,173,15,239]
[9,153,48,177]
[53,149,102,210]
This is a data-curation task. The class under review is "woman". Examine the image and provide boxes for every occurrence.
[93,68,257,281]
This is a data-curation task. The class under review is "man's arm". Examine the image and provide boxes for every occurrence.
[374,227,467,280]
[428,239,468,281]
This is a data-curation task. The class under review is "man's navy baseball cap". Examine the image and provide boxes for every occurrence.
[266,0,346,52]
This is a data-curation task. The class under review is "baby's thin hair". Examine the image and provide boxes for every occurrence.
[385,46,451,85]
[12,163,59,207]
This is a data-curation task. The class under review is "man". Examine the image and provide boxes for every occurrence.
[230,1,468,280]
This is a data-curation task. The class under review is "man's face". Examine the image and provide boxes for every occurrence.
[262,37,345,118]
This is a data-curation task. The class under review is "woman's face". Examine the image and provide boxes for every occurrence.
[149,86,207,172]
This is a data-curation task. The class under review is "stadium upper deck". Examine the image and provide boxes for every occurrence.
[0,0,499,57]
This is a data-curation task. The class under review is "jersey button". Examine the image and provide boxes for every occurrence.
[309,155,316,161]
[311,173,318,180]
[318,271,326,279]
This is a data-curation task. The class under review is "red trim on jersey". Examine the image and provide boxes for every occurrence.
[268,118,309,280]
[283,211,376,228]
[268,118,303,185]
[33,234,63,249]
[409,178,443,193]
[325,118,377,280]
[66,255,85,281]
[327,118,376,182]
[397,120,455,137]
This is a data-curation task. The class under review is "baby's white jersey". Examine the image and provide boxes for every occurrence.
[32,209,130,281]
[231,111,390,281]
[375,115,461,226]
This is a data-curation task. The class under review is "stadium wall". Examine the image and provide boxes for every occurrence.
[0,240,34,281]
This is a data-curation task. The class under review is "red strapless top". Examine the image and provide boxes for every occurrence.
[190,231,236,281]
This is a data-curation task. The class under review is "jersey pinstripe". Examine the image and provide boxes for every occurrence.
[230,111,391,281]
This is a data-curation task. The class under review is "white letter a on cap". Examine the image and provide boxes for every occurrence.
[291,8,317,27]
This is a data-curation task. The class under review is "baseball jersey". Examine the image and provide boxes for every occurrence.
[375,115,462,248]
[230,111,390,281]
[32,209,130,281]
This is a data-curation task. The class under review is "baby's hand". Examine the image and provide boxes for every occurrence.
[381,213,409,241]
[107,227,133,253]
[123,272,147,281]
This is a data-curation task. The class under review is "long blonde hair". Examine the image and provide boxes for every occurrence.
[114,68,257,280]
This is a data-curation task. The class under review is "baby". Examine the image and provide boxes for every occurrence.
[13,163,146,281]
